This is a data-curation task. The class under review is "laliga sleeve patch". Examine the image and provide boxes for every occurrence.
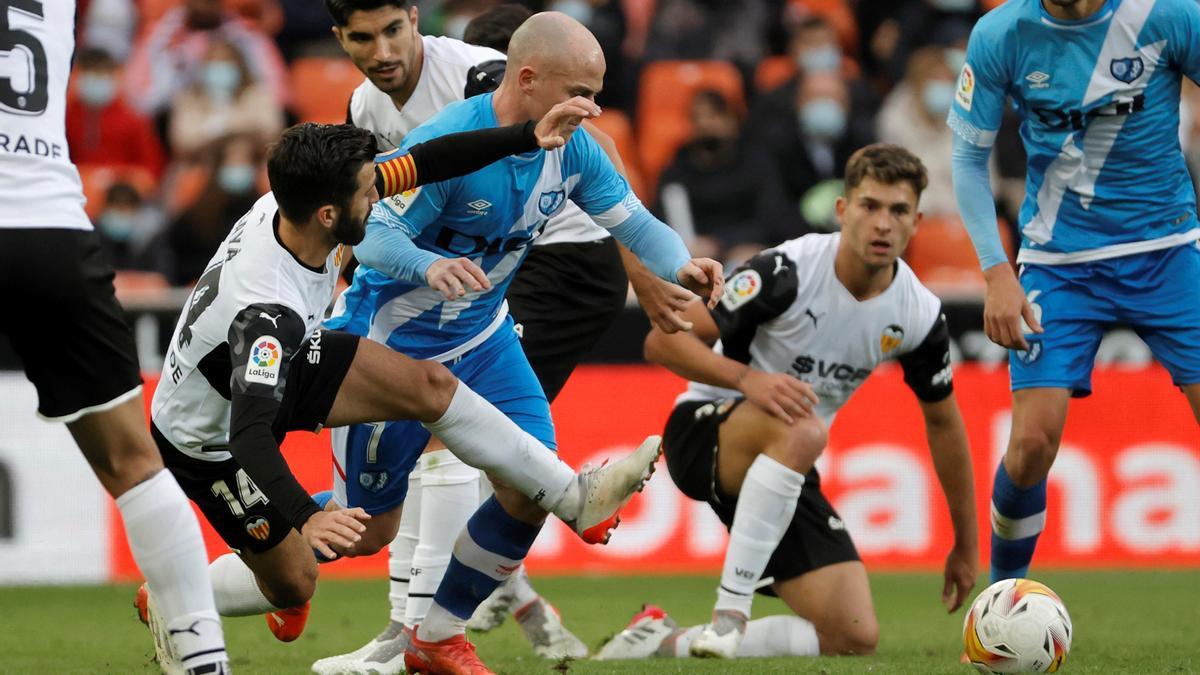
[956,63,975,111]
[380,187,422,218]
[245,336,283,386]
[720,269,763,312]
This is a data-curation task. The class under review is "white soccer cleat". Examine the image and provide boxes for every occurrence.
[594,605,679,660]
[689,609,748,659]
[135,584,229,675]
[514,597,589,659]
[466,574,518,632]
[311,621,404,674]
[566,435,661,544]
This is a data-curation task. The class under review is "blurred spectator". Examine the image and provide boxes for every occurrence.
[789,14,848,78]
[168,40,285,160]
[160,136,264,285]
[645,0,771,68]
[440,0,503,40]
[80,0,137,61]
[657,90,798,263]
[877,46,959,217]
[125,0,289,118]
[748,70,875,229]
[65,49,166,178]
[855,0,980,90]
[276,0,347,60]
[96,182,163,270]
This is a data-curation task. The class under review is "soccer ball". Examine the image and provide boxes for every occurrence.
[962,578,1072,673]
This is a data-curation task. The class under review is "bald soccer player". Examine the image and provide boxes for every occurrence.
[324,12,725,674]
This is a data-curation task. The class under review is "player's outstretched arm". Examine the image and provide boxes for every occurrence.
[374,97,600,197]
[917,394,979,613]
[644,301,818,424]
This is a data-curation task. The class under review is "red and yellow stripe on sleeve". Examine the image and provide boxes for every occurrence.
[376,153,418,197]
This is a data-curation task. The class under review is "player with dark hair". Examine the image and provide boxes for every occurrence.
[0,3,229,673]
[950,0,1200,584]
[135,107,658,671]
[463,3,532,52]
[597,144,978,661]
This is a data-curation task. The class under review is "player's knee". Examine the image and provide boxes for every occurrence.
[770,419,827,472]
[84,443,165,497]
[410,361,458,421]
[261,563,317,609]
[823,615,879,656]
[1008,427,1060,484]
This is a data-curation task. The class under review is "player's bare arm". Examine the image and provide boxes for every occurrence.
[917,394,979,612]
[644,300,818,424]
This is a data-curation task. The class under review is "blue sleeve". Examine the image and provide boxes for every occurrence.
[951,134,1008,270]
[946,17,1009,149]
[1167,0,1200,83]
[353,182,449,284]
[564,129,691,282]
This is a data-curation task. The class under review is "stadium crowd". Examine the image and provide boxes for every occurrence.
[71,0,1200,296]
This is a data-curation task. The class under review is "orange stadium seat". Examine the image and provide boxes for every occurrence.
[137,0,182,31]
[755,55,797,93]
[906,216,1014,298]
[289,57,363,124]
[77,164,158,220]
[587,109,648,201]
[636,60,745,196]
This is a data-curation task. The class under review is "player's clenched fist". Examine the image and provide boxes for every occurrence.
[676,258,724,310]
[302,508,371,559]
[427,257,492,300]
[535,96,602,149]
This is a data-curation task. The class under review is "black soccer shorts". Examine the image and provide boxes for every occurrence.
[663,398,860,590]
[506,237,627,402]
[0,228,143,421]
[154,330,359,553]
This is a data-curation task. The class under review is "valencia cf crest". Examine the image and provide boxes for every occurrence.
[880,324,904,354]
[244,516,271,541]
[1110,57,1144,84]
[538,189,566,216]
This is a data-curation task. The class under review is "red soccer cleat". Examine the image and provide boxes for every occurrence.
[266,601,310,642]
[134,583,150,626]
[404,631,494,675]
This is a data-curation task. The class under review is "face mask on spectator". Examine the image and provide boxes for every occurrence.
[549,0,594,25]
[799,99,846,141]
[218,164,256,193]
[796,46,841,74]
[78,74,117,107]
[202,61,241,99]
[922,80,956,117]
[99,210,137,242]
[929,0,975,12]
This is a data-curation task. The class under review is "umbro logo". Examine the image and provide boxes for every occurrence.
[1026,71,1050,89]
[467,199,492,215]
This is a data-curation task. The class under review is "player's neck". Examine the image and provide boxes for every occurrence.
[1041,0,1107,21]
[491,83,527,127]
[833,245,894,301]
[276,214,333,269]
[388,35,425,109]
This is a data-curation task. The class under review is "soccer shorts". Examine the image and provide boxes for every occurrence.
[0,228,143,421]
[332,316,555,515]
[154,330,359,553]
[1012,242,1200,395]
[506,237,627,401]
[663,398,860,591]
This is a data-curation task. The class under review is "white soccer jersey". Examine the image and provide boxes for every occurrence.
[0,0,90,230]
[678,233,953,422]
[347,34,608,246]
[151,193,341,462]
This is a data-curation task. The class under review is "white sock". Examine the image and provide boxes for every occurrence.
[209,552,279,616]
[508,565,539,609]
[389,466,422,625]
[117,470,227,668]
[405,450,479,627]
[422,383,575,513]
[715,454,805,618]
[671,616,819,657]
[419,602,469,643]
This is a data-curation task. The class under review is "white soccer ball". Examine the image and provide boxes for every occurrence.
[962,578,1072,673]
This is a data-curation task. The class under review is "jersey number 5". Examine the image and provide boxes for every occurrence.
[0,0,48,116]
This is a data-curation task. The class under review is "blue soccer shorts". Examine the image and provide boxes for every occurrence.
[1010,242,1200,396]
[330,317,556,515]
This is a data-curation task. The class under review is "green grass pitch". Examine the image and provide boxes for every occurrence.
[1,571,1198,674]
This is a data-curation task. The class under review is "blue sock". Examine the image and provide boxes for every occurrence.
[989,462,1046,583]
[310,491,340,562]
[432,496,541,620]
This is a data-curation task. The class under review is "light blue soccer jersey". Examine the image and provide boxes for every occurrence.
[949,0,1200,264]
[328,93,689,359]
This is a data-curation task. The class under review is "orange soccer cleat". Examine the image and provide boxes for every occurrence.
[266,601,311,642]
[404,631,495,675]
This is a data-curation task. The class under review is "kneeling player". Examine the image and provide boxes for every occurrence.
[598,145,979,661]
[139,113,658,668]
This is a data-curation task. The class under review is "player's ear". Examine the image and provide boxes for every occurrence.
[409,5,419,30]
[518,65,537,93]
[315,203,337,231]
[834,194,848,224]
